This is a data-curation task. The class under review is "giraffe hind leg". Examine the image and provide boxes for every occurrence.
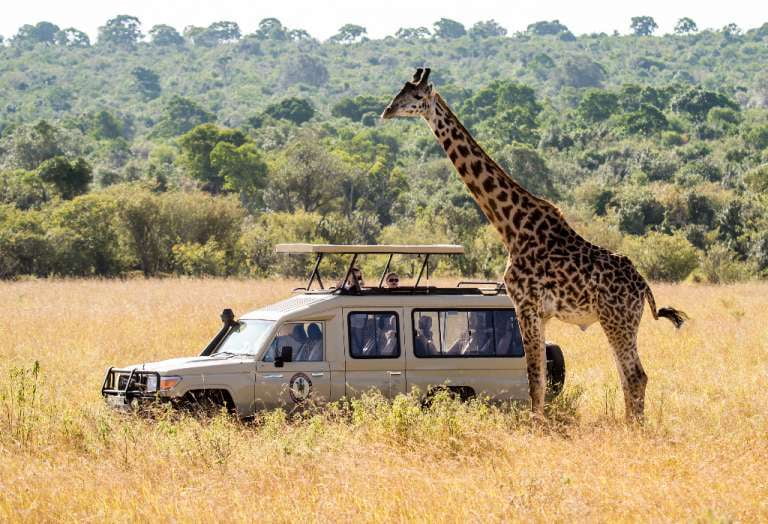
[600,319,647,423]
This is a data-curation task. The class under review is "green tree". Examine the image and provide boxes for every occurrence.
[262,97,315,124]
[330,24,367,44]
[621,232,699,281]
[54,28,90,47]
[394,27,430,40]
[148,24,184,46]
[281,54,329,87]
[331,95,385,122]
[37,156,92,200]
[577,90,619,122]
[526,20,571,37]
[177,124,247,193]
[722,23,742,42]
[0,121,66,170]
[498,143,558,199]
[194,21,241,46]
[97,15,142,47]
[630,16,658,36]
[209,142,268,206]
[619,104,668,135]
[263,136,349,214]
[47,193,125,275]
[674,17,698,34]
[254,18,288,41]
[468,20,507,39]
[153,95,215,137]
[671,87,738,121]
[13,22,60,46]
[132,67,161,100]
[432,18,466,39]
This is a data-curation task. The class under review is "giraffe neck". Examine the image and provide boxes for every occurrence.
[424,93,551,250]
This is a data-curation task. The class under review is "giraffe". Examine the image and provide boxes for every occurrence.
[382,68,687,421]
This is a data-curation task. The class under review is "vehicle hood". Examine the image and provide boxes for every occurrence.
[123,355,252,375]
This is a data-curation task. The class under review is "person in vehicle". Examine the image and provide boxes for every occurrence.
[377,314,398,356]
[446,312,492,356]
[495,314,524,357]
[344,267,365,292]
[295,322,323,361]
[385,272,400,289]
[414,315,438,356]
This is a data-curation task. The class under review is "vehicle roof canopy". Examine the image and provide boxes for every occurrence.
[274,244,464,255]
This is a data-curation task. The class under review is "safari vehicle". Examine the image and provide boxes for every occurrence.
[101,244,565,416]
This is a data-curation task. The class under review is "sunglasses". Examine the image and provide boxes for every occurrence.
[387,278,399,284]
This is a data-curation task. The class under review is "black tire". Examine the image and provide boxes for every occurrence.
[545,343,566,398]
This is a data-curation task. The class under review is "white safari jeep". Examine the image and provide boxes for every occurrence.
[101,244,565,416]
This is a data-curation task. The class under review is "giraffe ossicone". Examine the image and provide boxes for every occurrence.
[382,68,687,422]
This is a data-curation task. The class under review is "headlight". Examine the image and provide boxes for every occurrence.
[159,375,182,391]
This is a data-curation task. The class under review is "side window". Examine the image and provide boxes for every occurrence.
[263,322,324,362]
[348,312,400,358]
[493,310,524,357]
[412,309,524,357]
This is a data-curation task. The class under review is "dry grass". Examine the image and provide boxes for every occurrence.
[1,278,767,522]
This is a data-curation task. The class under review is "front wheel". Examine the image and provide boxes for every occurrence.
[545,343,566,398]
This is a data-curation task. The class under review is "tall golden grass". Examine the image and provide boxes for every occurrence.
[0,278,766,521]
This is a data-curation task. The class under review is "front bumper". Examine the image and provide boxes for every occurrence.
[101,367,168,410]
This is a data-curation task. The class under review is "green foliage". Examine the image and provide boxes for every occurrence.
[1,17,768,285]
[630,16,658,36]
[97,15,142,48]
[148,25,184,46]
[621,232,699,281]
[674,18,698,34]
[330,24,367,44]
[36,156,92,200]
[262,98,315,125]
[432,18,466,39]
[331,96,385,122]
[497,143,558,199]
[468,20,507,39]
[172,239,227,276]
[618,104,668,135]
[671,87,738,121]
[177,124,247,194]
[696,244,756,283]
[132,67,161,101]
[577,90,619,122]
[153,96,215,138]
[526,20,571,37]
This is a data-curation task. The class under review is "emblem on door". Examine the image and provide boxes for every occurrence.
[288,373,313,403]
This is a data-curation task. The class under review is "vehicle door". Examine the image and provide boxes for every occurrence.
[343,308,406,399]
[255,321,331,410]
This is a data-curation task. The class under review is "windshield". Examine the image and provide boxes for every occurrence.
[214,320,274,356]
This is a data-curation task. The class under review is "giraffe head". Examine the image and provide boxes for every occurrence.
[381,68,434,119]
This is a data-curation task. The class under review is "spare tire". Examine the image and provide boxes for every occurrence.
[545,343,566,398]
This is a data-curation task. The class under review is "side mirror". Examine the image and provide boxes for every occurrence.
[274,346,293,367]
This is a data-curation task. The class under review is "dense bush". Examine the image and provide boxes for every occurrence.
[621,232,700,282]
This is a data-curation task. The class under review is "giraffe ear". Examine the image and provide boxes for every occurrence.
[411,68,424,84]
[419,68,431,85]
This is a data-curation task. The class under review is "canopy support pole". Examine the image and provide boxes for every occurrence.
[414,254,431,287]
[378,253,394,288]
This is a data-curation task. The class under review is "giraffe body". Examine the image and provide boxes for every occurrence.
[383,69,686,421]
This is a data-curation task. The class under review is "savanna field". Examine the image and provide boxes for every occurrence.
[0,278,767,521]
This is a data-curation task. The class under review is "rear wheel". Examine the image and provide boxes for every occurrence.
[545,343,566,398]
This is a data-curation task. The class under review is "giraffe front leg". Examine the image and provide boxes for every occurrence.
[517,307,546,416]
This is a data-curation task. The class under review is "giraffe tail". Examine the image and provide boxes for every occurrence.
[644,286,688,329]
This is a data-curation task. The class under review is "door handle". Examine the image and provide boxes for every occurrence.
[388,371,402,376]
[311,373,324,377]
[263,374,284,379]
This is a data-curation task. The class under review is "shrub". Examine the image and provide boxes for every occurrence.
[621,232,699,281]
[695,245,757,283]
[172,239,227,276]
